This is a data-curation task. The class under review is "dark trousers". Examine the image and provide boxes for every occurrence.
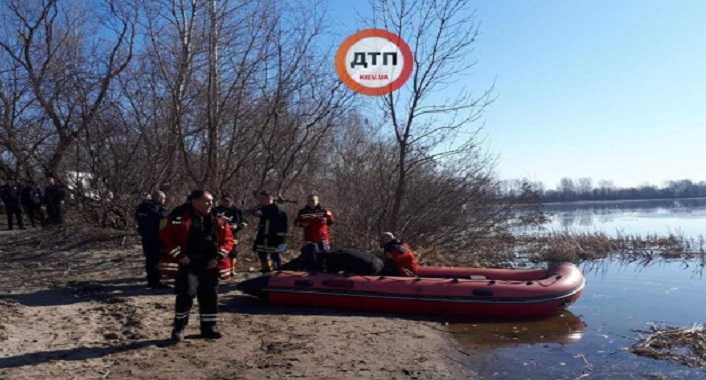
[22,204,44,227]
[173,267,219,332]
[46,202,64,225]
[298,242,330,271]
[5,206,23,230]
[141,239,162,287]
[256,249,282,272]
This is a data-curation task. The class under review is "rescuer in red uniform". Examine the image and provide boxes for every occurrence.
[380,232,419,277]
[161,190,234,342]
[295,194,334,253]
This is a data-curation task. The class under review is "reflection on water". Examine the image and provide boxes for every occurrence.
[524,198,706,237]
[451,259,706,380]
[450,311,586,349]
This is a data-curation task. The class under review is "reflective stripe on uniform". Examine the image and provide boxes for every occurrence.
[169,247,181,257]
[219,270,231,277]
[160,262,179,268]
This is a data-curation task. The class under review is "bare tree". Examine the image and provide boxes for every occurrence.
[0,0,136,176]
[369,0,493,232]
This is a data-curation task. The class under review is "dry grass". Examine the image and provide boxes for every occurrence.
[631,324,706,368]
[417,232,706,267]
[516,232,705,264]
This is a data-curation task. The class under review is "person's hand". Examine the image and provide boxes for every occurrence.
[207,259,218,269]
[402,268,416,277]
[178,256,191,265]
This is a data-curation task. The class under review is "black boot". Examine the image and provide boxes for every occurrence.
[171,315,189,342]
[200,322,222,339]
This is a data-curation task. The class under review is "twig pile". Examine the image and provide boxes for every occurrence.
[631,324,706,368]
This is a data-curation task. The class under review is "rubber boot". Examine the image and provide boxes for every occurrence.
[258,252,272,273]
[171,316,188,342]
[200,322,222,339]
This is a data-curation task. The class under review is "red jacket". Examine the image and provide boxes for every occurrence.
[159,205,235,279]
[295,205,334,243]
[384,240,419,275]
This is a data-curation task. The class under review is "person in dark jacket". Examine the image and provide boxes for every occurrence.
[213,194,248,274]
[135,190,168,288]
[0,179,24,230]
[44,176,66,225]
[161,190,234,342]
[20,180,45,228]
[252,191,288,272]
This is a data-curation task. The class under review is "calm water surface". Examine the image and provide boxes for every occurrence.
[451,259,706,379]
[534,198,706,237]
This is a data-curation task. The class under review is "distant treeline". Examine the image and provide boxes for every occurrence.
[501,178,706,203]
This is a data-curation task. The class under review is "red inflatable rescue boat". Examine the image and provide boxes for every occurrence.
[236,262,585,319]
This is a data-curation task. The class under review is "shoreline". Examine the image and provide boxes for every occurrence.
[0,228,474,380]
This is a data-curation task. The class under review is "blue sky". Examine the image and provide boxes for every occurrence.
[325,1,706,188]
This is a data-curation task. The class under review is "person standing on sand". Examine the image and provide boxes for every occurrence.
[161,190,234,342]
[0,179,24,230]
[44,176,66,225]
[20,180,45,228]
[135,190,168,289]
[251,191,288,272]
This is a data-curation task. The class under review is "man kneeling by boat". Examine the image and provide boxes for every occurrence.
[380,232,419,277]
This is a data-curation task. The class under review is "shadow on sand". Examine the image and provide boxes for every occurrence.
[0,339,173,369]
[0,277,172,307]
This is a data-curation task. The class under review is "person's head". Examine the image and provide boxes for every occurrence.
[221,195,233,208]
[257,190,274,206]
[306,194,320,208]
[190,190,214,216]
[152,190,166,206]
[379,232,396,247]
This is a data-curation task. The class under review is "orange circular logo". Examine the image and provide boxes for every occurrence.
[335,29,413,96]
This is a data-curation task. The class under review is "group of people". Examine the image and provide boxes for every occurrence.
[134,188,419,343]
[0,176,66,230]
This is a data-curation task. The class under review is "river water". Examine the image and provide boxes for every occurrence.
[453,199,706,379]
[538,198,706,237]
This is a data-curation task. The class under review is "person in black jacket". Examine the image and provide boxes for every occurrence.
[135,190,168,288]
[44,176,66,225]
[0,179,24,230]
[20,180,45,228]
[252,191,288,272]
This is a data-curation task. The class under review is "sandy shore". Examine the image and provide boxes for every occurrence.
[0,226,473,379]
